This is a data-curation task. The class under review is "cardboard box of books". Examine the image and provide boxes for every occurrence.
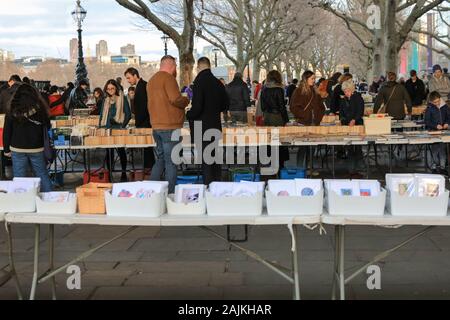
[166,185,206,216]
[36,192,77,215]
[105,181,168,218]
[266,179,323,216]
[206,182,264,217]
[0,178,40,213]
[386,174,449,217]
[325,180,386,216]
[364,114,392,135]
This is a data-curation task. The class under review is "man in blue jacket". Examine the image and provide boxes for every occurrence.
[425,91,450,174]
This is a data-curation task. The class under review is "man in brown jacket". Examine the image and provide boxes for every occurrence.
[147,55,190,193]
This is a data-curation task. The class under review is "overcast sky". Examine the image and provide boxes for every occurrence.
[0,0,207,61]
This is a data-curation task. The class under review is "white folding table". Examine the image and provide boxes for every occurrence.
[322,212,450,300]
[4,212,321,300]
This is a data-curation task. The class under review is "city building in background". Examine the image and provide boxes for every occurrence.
[96,40,108,59]
[69,38,78,62]
[120,44,135,56]
[0,49,15,62]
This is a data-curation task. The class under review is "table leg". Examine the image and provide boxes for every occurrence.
[49,225,56,300]
[339,226,346,300]
[405,145,409,168]
[447,144,450,177]
[0,151,5,179]
[87,150,91,183]
[30,224,40,300]
[331,225,339,300]
[366,145,370,179]
[389,145,393,173]
[289,225,300,300]
[309,146,313,178]
[332,146,336,178]
[5,222,23,300]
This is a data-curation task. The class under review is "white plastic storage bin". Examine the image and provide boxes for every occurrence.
[388,190,449,217]
[36,194,77,215]
[0,188,37,213]
[206,192,263,217]
[166,195,206,216]
[266,189,324,216]
[326,189,387,216]
[105,191,166,218]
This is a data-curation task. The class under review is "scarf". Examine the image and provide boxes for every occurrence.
[101,91,125,127]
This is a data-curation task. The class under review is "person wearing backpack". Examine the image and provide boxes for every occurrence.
[3,83,53,192]
[373,72,412,120]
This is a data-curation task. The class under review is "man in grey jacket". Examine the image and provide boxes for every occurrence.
[428,65,450,103]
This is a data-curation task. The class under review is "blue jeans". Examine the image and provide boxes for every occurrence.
[12,152,53,193]
[150,130,181,193]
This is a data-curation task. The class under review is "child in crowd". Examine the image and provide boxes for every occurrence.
[425,91,450,174]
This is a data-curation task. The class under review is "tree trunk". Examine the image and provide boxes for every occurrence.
[371,28,384,80]
[253,60,261,82]
[179,50,195,87]
[383,0,398,74]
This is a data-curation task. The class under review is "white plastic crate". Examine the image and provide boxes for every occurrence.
[266,189,323,216]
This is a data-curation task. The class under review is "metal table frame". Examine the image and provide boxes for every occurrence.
[5,213,321,300]
[322,213,450,300]
[0,213,23,299]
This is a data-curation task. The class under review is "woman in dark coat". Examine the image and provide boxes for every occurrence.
[259,70,290,171]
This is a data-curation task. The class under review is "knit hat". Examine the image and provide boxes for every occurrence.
[433,64,442,73]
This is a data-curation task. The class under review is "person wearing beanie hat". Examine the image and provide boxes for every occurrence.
[429,64,450,103]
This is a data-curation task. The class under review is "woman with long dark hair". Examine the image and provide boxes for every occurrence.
[91,87,104,116]
[3,83,53,192]
[259,70,290,171]
[290,71,324,168]
[100,79,131,182]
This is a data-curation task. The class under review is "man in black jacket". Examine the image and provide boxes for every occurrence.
[125,68,155,171]
[187,57,229,185]
[226,73,251,123]
[405,70,426,107]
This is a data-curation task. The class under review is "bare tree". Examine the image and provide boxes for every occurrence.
[116,0,196,87]
[313,0,445,78]
[195,0,314,76]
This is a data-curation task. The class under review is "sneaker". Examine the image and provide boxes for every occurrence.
[120,173,128,182]
[439,168,448,176]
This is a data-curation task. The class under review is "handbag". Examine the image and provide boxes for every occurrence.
[377,85,397,114]
[26,115,55,165]
[43,125,56,165]
[83,168,111,184]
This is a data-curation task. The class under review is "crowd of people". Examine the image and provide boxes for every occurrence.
[1,57,450,191]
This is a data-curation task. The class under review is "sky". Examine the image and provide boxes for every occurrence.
[0,0,208,61]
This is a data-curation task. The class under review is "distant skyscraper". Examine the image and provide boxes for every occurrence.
[96,40,108,59]
[120,44,135,55]
[70,38,78,62]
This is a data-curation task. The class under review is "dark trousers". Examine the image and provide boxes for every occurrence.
[106,148,127,173]
[202,140,222,186]
[143,148,155,170]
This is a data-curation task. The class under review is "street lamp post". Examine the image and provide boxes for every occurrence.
[161,34,170,56]
[71,0,88,86]
[212,48,220,68]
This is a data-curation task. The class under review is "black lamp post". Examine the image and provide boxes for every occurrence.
[72,0,88,86]
[212,48,220,68]
[161,34,170,56]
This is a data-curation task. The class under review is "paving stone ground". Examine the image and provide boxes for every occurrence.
[0,146,449,300]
